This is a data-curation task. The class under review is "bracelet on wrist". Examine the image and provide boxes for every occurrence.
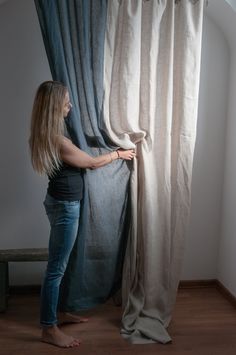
[116,150,120,159]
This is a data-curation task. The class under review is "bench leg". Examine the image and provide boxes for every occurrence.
[0,262,9,312]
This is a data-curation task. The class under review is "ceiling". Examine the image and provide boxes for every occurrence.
[206,0,236,50]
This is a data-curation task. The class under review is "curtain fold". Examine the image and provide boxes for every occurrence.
[35,0,204,344]
[103,0,204,344]
[34,0,132,310]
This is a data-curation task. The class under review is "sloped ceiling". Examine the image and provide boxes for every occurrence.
[206,0,236,50]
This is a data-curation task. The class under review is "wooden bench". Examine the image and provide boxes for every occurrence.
[0,248,48,312]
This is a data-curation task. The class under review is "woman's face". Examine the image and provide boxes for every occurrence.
[63,91,72,118]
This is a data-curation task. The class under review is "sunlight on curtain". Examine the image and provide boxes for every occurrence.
[103,0,204,343]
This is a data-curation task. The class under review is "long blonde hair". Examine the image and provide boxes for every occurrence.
[29,80,68,176]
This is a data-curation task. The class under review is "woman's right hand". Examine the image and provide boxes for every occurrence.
[117,149,136,160]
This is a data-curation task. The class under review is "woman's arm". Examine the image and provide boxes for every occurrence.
[60,137,136,169]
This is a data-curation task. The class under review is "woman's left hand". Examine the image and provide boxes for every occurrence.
[117,149,136,160]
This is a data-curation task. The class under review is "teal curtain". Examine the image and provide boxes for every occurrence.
[34,0,131,310]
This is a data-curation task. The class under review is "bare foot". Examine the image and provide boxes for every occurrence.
[41,325,80,348]
[58,312,89,325]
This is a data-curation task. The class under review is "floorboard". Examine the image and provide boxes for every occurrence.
[0,288,236,355]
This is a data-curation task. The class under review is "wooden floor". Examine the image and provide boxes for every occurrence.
[0,287,236,355]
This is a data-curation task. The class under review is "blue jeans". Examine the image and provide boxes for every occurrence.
[40,194,81,326]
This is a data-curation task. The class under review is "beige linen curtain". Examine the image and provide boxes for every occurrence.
[103,0,204,344]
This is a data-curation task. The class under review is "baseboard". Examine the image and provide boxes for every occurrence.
[10,280,217,294]
[9,280,236,307]
[215,279,236,307]
[179,279,217,289]
[179,279,236,307]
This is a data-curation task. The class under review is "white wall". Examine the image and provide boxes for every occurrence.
[0,0,229,285]
[182,13,229,280]
[0,0,51,285]
[204,0,236,297]
[218,49,236,296]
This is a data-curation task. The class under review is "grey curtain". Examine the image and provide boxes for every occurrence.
[34,0,131,310]
[35,0,204,344]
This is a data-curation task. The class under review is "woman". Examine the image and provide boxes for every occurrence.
[29,80,136,348]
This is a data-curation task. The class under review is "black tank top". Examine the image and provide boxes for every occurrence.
[47,163,83,201]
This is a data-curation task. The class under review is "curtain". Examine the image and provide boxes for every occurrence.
[103,0,204,344]
[34,0,132,310]
[35,0,204,344]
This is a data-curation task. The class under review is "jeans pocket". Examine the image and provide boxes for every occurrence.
[44,195,81,226]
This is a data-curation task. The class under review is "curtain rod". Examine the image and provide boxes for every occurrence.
[175,0,208,5]
[121,1,209,6]
[141,0,209,5]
